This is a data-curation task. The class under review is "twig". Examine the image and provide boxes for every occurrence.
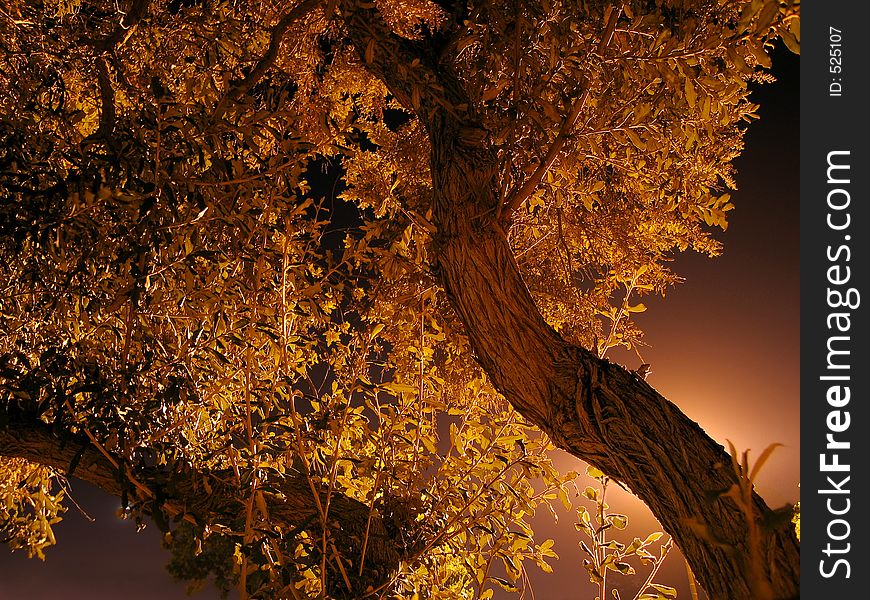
[83,0,150,52]
[599,272,640,358]
[213,0,322,120]
[630,539,674,600]
[500,7,621,223]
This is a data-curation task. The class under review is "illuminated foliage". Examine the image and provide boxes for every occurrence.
[1,0,799,598]
[0,459,66,560]
[575,466,676,600]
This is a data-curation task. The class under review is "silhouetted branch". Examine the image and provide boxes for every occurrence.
[213,0,322,120]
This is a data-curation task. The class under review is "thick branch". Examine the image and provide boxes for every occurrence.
[95,57,115,138]
[338,0,471,125]
[0,415,405,597]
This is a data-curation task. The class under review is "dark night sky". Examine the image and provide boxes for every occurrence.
[0,45,799,600]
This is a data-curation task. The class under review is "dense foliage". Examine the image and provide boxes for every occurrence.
[1,0,799,598]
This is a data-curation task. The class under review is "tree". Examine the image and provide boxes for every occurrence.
[0,0,800,599]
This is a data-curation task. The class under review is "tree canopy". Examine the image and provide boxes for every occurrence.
[1,1,799,599]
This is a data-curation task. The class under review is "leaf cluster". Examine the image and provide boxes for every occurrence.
[575,467,676,600]
[0,0,798,597]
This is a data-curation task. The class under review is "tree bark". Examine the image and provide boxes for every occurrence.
[336,3,800,597]
[426,127,799,600]
[0,415,404,598]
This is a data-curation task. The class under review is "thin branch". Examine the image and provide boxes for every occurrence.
[555,206,582,303]
[213,0,322,120]
[357,468,384,577]
[84,0,150,52]
[495,0,525,210]
[500,7,621,223]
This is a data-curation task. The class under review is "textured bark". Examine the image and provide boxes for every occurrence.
[426,129,800,600]
[336,3,800,596]
[0,3,800,597]
[0,415,403,598]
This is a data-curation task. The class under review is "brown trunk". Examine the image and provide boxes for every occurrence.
[427,123,799,600]
[335,0,800,591]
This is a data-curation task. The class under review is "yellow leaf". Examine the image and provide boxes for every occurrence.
[685,79,697,108]
[625,129,646,149]
[755,1,779,33]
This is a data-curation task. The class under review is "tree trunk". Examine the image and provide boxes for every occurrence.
[426,121,800,600]
[335,0,800,593]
